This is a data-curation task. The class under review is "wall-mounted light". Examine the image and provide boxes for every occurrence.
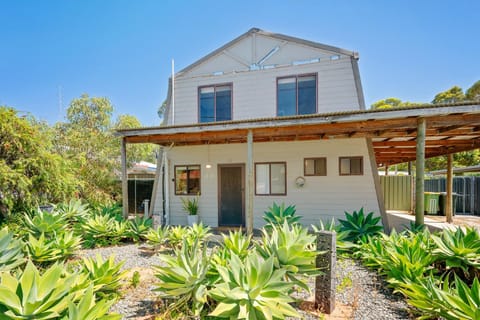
[205,142,212,169]
[205,164,212,169]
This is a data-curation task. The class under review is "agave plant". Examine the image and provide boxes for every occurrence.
[23,209,68,238]
[338,207,383,243]
[57,199,91,223]
[54,230,83,258]
[186,222,212,247]
[312,218,357,253]
[221,229,252,260]
[256,221,320,291]
[24,233,64,264]
[79,213,128,248]
[145,225,169,246]
[0,261,81,319]
[62,286,122,320]
[431,227,480,280]
[263,202,301,227]
[0,227,25,271]
[127,217,153,242]
[167,225,190,249]
[79,254,127,298]
[209,253,300,319]
[154,239,211,316]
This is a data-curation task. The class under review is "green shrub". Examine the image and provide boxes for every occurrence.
[0,261,81,319]
[0,227,25,271]
[263,202,301,227]
[57,199,91,224]
[256,221,320,291]
[25,233,64,264]
[23,209,68,238]
[338,207,383,243]
[154,239,211,316]
[221,229,252,260]
[79,213,128,248]
[209,252,300,319]
[431,227,480,281]
[145,225,169,246]
[312,218,357,253]
[167,225,190,249]
[54,230,83,259]
[127,217,153,242]
[64,286,121,320]
[79,254,126,299]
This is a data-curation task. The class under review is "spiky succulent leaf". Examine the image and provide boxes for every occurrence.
[338,208,383,243]
[0,228,25,271]
[263,202,301,227]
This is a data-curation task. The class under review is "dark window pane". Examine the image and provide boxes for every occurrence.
[298,76,316,115]
[350,158,362,175]
[315,158,326,175]
[277,78,296,116]
[216,86,231,121]
[200,88,215,123]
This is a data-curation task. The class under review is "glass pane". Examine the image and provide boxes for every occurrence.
[255,164,270,194]
[200,88,215,123]
[175,166,187,194]
[315,158,326,176]
[187,166,201,194]
[298,76,316,115]
[277,78,296,116]
[340,158,350,175]
[270,163,286,194]
[350,158,362,175]
[216,86,231,121]
[304,159,315,175]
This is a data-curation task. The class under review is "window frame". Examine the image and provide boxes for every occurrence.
[174,164,202,195]
[198,83,233,123]
[276,73,318,116]
[304,157,327,176]
[254,162,287,196]
[338,157,364,176]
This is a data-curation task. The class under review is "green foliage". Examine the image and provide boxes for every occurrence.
[431,227,480,280]
[63,286,121,320]
[0,227,25,271]
[398,275,480,320]
[338,208,383,243]
[130,271,141,288]
[24,233,64,264]
[263,202,301,227]
[312,218,357,253]
[145,225,169,246]
[54,231,83,258]
[256,222,320,291]
[465,80,480,101]
[0,261,80,319]
[181,196,199,216]
[23,209,68,238]
[209,253,300,320]
[154,239,211,316]
[127,217,153,242]
[432,85,466,104]
[167,225,190,248]
[79,212,128,248]
[57,199,91,223]
[0,107,77,218]
[79,254,126,299]
[186,222,212,247]
[221,229,252,260]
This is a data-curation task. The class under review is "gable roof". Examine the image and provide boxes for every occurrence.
[176,28,358,77]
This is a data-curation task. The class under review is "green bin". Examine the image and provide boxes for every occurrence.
[438,192,458,216]
[424,192,440,214]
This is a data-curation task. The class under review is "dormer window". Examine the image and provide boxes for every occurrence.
[199,84,232,123]
[277,74,317,116]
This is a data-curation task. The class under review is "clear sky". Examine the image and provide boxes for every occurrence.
[1,0,478,126]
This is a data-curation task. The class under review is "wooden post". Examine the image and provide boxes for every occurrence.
[315,231,336,314]
[121,138,129,219]
[385,164,389,176]
[415,118,426,226]
[446,153,453,223]
[246,130,254,235]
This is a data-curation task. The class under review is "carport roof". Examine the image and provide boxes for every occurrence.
[116,102,480,166]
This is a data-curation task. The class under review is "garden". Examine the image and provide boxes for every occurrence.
[0,200,479,319]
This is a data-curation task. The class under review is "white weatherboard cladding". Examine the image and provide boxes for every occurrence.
[161,139,380,228]
[172,58,359,125]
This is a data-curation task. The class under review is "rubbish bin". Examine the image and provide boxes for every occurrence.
[438,192,458,216]
[424,192,440,214]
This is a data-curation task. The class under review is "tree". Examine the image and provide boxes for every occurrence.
[431,86,465,104]
[370,97,419,109]
[114,114,157,166]
[465,80,480,101]
[0,107,77,217]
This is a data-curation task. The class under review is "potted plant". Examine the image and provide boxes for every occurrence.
[181,195,199,226]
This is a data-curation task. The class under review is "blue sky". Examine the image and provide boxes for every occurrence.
[1,1,478,126]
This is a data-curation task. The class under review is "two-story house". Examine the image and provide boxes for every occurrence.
[117,28,480,231]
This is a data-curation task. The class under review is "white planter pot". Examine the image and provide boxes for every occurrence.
[187,215,199,226]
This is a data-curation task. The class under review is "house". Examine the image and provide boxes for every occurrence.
[117,28,480,232]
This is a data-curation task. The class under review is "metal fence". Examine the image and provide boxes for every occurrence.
[380,175,413,211]
[425,176,480,215]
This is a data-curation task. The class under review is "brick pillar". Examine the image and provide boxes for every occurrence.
[315,231,336,314]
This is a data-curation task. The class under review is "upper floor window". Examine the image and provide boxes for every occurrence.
[304,157,327,176]
[339,157,363,176]
[199,84,232,123]
[277,74,317,116]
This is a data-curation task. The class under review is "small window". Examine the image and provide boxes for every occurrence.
[277,74,317,116]
[304,158,327,176]
[175,165,201,195]
[199,84,232,123]
[255,162,286,195]
[339,157,363,176]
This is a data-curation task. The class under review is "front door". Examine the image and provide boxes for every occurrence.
[218,164,245,226]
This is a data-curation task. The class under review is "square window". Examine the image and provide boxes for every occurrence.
[255,162,286,195]
[175,165,201,195]
[304,158,327,176]
[339,157,363,176]
[199,84,232,123]
[277,74,317,116]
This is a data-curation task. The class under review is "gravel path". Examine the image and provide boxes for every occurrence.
[78,244,412,320]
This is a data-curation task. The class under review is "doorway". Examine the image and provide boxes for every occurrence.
[218,164,245,226]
